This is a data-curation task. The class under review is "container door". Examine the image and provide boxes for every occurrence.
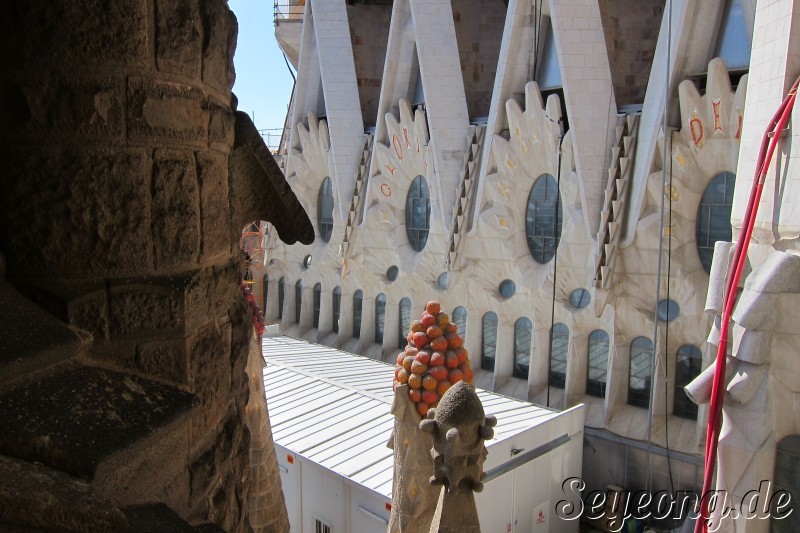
[348,485,390,533]
[276,446,301,531]
[476,470,514,533]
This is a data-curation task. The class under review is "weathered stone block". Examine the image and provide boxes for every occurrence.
[0,0,148,70]
[126,78,209,145]
[156,0,202,77]
[0,455,128,533]
[152,149,202,269]
[207,99,236,151]
[189,321,232,441]
[0,365,195,479]
[109,282,183,340]
[136,339,190,384]
[197,152,234,261]
[185,262,240,333]
[2,148,151,278]
[1,74,125,142]
[200,0,237,94]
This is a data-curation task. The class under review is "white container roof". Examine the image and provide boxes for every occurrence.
[262,335,564,499]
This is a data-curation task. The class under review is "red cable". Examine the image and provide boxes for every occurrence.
[696,75,799,533]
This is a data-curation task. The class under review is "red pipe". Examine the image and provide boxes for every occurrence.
[696,76,799,533]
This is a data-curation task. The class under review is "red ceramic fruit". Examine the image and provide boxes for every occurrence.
[415,350,431,365]
[447,368,464,384]
[421,313,436,327]
[426,301,441,315]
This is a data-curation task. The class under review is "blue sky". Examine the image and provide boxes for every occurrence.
[229,0,295,148]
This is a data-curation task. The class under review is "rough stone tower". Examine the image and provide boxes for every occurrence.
[0,1,311,531]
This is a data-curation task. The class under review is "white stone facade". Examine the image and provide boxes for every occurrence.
[268,1,800,529]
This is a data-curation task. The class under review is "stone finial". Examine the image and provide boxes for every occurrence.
[419,381,496,494]
[418,381,496,533]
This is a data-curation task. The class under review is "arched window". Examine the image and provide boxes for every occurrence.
[294,281,302,323]
[481,312,499,371]
[268,276,269,316]
[674,345,702,419]
[375,293,386,344]
[586,330,609,398]
[353,290,363,338]
[696,171,735,273]
[278,277,285,320]
[525,174,562,264]
[332,286,341,333]
[313,283,322,328]
[629,337,654,408]
[452,306,467,337]
[772,435,800,533]
[317,177,334,242]
[405,175,431,252]
[549,323,569,388]
[513,318,532,379]
[398,297,412,348]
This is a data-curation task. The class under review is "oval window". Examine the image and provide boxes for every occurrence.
[696,172,735,274]
[525,174,562,264]
[405,175,431,252]
[317,177,334,242]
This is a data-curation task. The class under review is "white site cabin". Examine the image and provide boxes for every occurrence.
[262,335,585,533]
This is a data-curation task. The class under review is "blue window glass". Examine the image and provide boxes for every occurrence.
[514,317,532,379]
[332,286,341,334]
[353,289,363,338]
[313,283,321,328]
[586,330,609,398]
[481,312,499,371]
[278,277,285,320]
[399,297,412,348]
[696,172,735,273]
[570,288,590,309]
[526,174,562,264]
[375,293,386,344]
[405,175,431,252]
[294,281,302,324]
[317,177,334,242]
[713,0,751,70]
[452,306,467,337]
[263,275,269,314]
[538,19,562,90]
[629,337,654,408]
[674,345,702,419]
[549,323,569,388]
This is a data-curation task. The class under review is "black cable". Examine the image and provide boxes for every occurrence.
[546,128,565,408]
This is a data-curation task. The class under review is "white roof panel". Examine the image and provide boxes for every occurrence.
[261,335,562,499]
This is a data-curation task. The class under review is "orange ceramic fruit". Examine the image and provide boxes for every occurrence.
[415,350,431,365]
[430,351,445,367]
[447,368,464,384]
[411,320,425,333]
[421,313,436,327]
[397,368,410,384]
[409,388,422,402]
[422,375,438,391]
[437,380,451,396]
[426,325,442,339]
[446,333,463,349]
[412,331,428,348]
[445,323,458,334]
[430,336,448,352]
[410,360,428,375]
[463,366,474,383]
[421,390,439,405]
[426,301,441,315]
[404,345,419,357]
[444,350,460,369]
[402,355,414,372]
[397,352,405,365]
[416,402,430,416]
[455,347,468,364]
[408,373,423,389]
[429,365,448,381]
[436,312,449,327]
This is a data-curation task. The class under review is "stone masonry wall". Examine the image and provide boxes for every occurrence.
[0,1,289,531]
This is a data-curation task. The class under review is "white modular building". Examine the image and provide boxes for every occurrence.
[262,335,584,533]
